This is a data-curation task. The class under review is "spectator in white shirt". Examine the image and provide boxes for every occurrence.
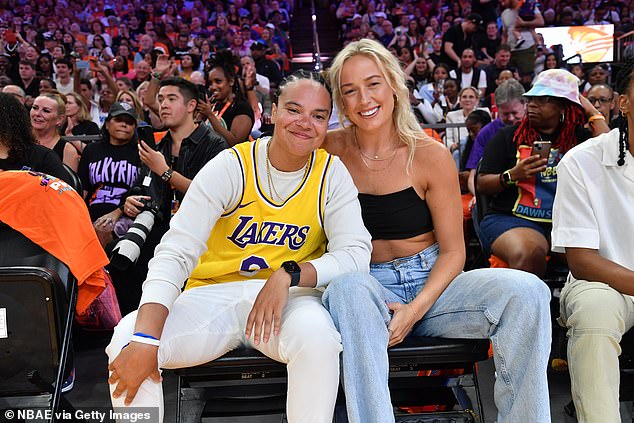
[449,49,487,97]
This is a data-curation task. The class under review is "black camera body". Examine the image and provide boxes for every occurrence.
[138,197,160,215]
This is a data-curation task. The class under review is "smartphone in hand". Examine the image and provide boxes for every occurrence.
[531,141,552,160]
[137,126,155,146]
[76,60,90,70]
[197,84,208,102]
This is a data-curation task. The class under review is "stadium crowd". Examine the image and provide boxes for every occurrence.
[1,0,634,422]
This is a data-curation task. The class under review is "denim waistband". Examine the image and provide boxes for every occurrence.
[370,243,440,271]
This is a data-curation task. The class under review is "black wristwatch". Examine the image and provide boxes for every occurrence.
[281,260,301,287]
[501,170,517,186]
[161,168,173,183]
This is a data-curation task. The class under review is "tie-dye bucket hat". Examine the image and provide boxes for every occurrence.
[523,69,582,107]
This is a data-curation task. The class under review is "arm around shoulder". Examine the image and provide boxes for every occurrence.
[308,156,372,287]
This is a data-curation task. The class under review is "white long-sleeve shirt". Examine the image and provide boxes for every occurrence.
[139,138,372,310]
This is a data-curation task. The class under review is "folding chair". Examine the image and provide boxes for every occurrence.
[0,224,77,422]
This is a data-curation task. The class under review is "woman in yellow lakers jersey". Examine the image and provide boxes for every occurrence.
[106,70,372,423]
[322,39,553,423]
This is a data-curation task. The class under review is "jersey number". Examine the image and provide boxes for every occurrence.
[239,255,270,277]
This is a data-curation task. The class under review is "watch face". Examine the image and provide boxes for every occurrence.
[283,261,300,273]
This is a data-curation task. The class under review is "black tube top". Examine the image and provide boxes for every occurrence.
[358,187,434,240]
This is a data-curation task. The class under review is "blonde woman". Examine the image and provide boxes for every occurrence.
[322,39,551,423]
[64,92,100,136]
[30,91,80,172]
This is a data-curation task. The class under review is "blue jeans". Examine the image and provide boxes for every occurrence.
[323,243,552,423]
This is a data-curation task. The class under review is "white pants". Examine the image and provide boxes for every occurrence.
[106,281,342,423]
[559,276,634,423]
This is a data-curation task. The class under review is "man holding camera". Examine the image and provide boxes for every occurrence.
[112,77,227,313]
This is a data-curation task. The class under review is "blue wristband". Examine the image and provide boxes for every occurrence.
[133,331,159,341]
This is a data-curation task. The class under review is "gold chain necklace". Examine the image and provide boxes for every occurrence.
[265,140,309,202]
[354,127,399,161]
[353,127,398,171]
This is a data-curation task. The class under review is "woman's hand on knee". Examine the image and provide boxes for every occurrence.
[246,269,291,345]
[108,343,161,405]
[386,302,422,348]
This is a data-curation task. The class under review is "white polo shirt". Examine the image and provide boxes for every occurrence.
[552,129,634,276]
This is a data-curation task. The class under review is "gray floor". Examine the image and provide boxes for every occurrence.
[63,332,580,423]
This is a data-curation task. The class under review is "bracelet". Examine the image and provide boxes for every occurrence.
[134,331,159,340]
[130,332,160,346]
[587,114,606,124]
[130,335,160,346]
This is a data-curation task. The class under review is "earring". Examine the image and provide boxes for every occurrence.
[560,113,565,124]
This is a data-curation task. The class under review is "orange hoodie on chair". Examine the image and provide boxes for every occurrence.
[0,170,109,314]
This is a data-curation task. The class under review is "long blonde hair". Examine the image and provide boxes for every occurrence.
[66,92,92,122]
[328,38,427,167]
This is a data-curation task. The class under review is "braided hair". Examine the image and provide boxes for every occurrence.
[513,99,585,155]
[615,57,634,166]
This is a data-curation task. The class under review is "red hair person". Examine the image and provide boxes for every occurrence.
[477,69,609,276]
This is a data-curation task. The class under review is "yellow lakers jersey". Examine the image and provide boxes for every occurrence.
[186,138,333,289]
